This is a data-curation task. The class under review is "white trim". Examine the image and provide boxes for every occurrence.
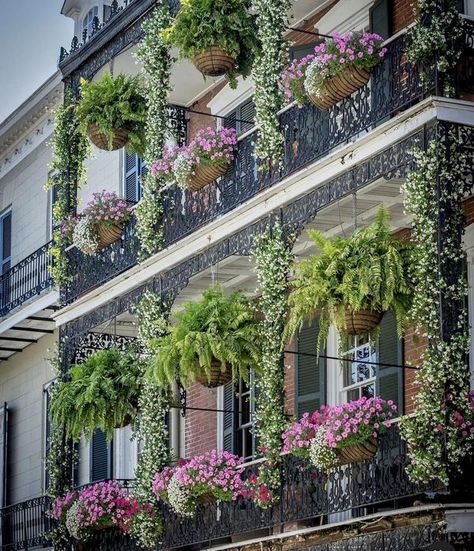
[315,0,373,35]
[0,290,58,335]
[207,79,254,118]
[216,386,224,451]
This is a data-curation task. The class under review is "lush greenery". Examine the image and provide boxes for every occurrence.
[251,0,291,166]
[135,4,173,257]
[285,205,414,353]
[50,347,143,441]
[77,72,147,156]
[407,0,464,97]
[45,92,89,286]
[401,131,474,484]
[163,0,259,88]
[251,223,293,507]
[148,285,261,388]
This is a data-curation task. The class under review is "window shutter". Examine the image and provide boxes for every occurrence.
[103,4,112,22]
[377,311,403,413]
[1,212,12,274]
[369,0,391,39]
[457,0,465,13]
[0,403,8,507]
[90,429,112,482]
[296,320,327,416]
[239,99,256,135]
[222,382,235,453]
[289,42,318,61]
[124,152,140,203]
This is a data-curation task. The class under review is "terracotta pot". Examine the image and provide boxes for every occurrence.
[344,309,383,335]
[336,437,378,465]
[96,223,123,250]
[307,66,371,110]
[193,47,236,77]
[195,358,232,388]
[186,162,229,192]
[87,124,129,151]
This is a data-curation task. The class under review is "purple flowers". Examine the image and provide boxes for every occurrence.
[81,191,132,226]
[52,490,77,521]
[282,407,329,457]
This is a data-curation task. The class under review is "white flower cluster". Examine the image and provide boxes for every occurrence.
[173,153,193,190]
[65,501,83,540]
[72,217,99,255]
[309,426,338,471]
[167,473,194,517]
[251,0,291,166]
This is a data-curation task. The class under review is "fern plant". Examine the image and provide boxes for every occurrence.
[148,286,261,388]
[77,72,147,156]
[285,205,414,351]
[163,0,260,88]
[51,347,144,440]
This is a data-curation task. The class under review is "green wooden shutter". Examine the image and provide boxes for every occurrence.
[370,0,391,39]
[222,382,235,453]
[289,42,318,61]
[90,429,113,482]
[223,98,256,136]
[296,319,327,416]
[124,152,141,203]
[377,311,403,413]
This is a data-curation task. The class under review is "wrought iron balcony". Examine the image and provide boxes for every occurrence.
[0,495,53,551]
[61,23,474,306]
[0,241,53,319]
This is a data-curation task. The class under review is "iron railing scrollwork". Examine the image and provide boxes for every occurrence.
[0,241,53,319]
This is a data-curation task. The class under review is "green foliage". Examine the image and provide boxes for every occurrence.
[77,72,147,156]
[163,0,259,88]
[51,347,144,441]
[286,205,414,352]
[148,286,261,388]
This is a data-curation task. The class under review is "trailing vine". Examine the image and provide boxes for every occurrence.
[407,0,465,97]
[129,291,171,548]
[251,0,291,167]
[252,223,293,507]
[135,4,173,258]
[45,91,89,286]
[401,127,474,485]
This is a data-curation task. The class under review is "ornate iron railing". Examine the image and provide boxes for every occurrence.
[0,495,52,551]
[0,241,54,318]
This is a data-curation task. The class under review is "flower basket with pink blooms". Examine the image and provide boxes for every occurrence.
[151,127,237,192]
[282,406,330,459]
[152,450,245,517]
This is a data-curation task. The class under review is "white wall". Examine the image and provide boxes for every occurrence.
[78,148,122,210]
[0,333,57,504]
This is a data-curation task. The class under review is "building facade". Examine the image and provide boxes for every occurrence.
[1,0,474,550]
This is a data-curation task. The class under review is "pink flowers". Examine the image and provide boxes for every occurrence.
[52,490,77,521]
[279,54,315,107]
[81,191,132,226]
[282,407,329,457]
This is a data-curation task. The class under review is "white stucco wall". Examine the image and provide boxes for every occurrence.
[0,333,57,504]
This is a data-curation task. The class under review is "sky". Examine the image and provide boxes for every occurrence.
[0,0,73,123]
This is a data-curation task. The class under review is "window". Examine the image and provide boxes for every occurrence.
[369,0,391,39]
[123,151,147,203]
[223,376,257,461]
[0,402,8,507]
[43,382,54,491]
[82,6,99,40]
[0,210,12,275]
[223,97,256,136]
[341,312,404,412]
[90,429,113,482]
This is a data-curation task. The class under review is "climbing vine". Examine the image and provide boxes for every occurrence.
[401,127,474,485]
[407,0,465,97]
[45,91,89,286]
[129,291,171,548]
[251,0,291,167]
[252,223,293,507]
[135,4,173,258]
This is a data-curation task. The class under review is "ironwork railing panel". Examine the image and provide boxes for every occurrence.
[0,495,52,551]
[0,241,53,319]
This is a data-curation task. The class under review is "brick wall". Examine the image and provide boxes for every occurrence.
[464,196,474,226]
[184,382,218,457]
[284,340,296,417]
[392,0,416,35]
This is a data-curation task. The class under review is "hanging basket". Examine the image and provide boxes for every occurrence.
[186,162,229,192]
[336,437,378,466]
[307,66,371,110]
[96,222,123,250]
[87,124,129,151]
[196,493,215,506]
[193,47,236,77]
[195,358,232,388]
[344,309,383,335]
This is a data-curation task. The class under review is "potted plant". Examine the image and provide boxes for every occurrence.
[148,285,260,388]
[77,72,147,154]
[279,53,315,107]
[62,191,133,253]
[152,450,245,516]
[309,397,397,470]
[50,346,144,440]
[51,490,77,524]
[282,407,330,459]
[64,481,140,539]
[163,0,259,88]
[151,127,237,192]
[285,205,413,351]
[301,32,387,110]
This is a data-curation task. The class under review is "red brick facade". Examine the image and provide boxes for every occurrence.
[184,382,218,457]
[392,0,416,35]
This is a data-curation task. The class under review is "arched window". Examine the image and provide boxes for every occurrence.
[82,6,99,40]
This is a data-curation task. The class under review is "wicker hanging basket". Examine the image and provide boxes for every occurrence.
[96,222,123,250]
[87,124,129,151]
[336,437,378,466]
[195,358,232,388]
[344,309,383,335]
[193,46,237,77]
[307,66,371,110]
[186,162,229,192]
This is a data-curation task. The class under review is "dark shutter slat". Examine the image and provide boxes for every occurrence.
[90,429,112,482]
[240,99,256,134]
[377,311,403,412]
[289,42,318,61]
[369,0,391,39]
[124,152,140,202]
[222,382,235,453]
